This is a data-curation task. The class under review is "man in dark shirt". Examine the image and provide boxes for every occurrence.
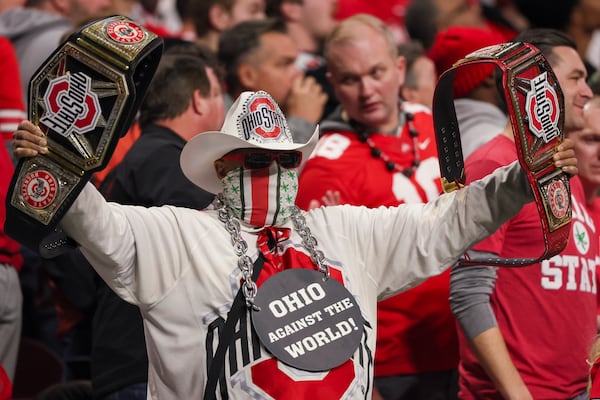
[44,48,225,400]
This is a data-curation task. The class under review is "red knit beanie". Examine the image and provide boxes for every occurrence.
[427,26,505,98]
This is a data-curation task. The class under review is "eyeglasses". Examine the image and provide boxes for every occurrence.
[222,150,303,169]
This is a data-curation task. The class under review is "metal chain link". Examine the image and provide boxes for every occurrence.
[290,206,330,280]
[215,196,330,309]
[215,195,259,310]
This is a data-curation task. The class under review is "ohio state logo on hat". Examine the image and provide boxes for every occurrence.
[525,72,561,143]
[40,72,101,138]
[238,91,291,143]
[106,20,145,44]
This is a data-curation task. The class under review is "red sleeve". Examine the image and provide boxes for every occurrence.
[296,132,369,209]
[296,156,358,209]
[0,36,26,141]
[0,142,23,269]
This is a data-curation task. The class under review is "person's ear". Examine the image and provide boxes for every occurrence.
[214,158,227,179]
[280,1,302,21]
[51,0,69,15]
[191,89,207,116]
[208,3,231,31]
[400,86,416,104]
[396,55,407,86]
[238,64,258,90]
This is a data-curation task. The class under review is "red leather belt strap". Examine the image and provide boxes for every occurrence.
[433,42,572,267]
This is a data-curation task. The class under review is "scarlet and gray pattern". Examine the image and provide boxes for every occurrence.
[220,163,298,227]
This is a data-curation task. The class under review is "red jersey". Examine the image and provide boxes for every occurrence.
[0,37,25,142]
[458,135,597,399]
[0,38,23,269]
[0,143,23,270]
[297,104,459,375]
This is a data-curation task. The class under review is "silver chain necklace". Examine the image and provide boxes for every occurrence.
[215,194,330,309]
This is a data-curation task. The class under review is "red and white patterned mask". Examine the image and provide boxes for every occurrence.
[220,163,298,227]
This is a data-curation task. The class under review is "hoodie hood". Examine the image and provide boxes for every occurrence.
[319,105,354,133]
[0,8,72,41]
[320,103,409,135]
[0,8,73,107]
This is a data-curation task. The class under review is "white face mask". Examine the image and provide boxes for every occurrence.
[220,162,299,227]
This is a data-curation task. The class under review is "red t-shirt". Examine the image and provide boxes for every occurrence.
[594,197,600,319]
[297,105,459,375]
[0,36,26,142]
[0,143,23,270]
[458,135,597,399]
[0,36,23,269]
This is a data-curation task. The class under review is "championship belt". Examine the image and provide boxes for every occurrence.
[5,15,163,258]
[433,42,571,266]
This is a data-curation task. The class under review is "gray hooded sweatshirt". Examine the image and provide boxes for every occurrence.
[0,8,72,106]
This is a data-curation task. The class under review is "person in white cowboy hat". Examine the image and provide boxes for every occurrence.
[10,90,577,400]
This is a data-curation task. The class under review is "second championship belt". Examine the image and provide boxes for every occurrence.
[5,15,163,258]
[433,42,571,266]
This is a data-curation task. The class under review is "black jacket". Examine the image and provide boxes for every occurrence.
[46,124,215,398]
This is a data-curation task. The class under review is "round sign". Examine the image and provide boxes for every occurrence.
[252,269,364,372]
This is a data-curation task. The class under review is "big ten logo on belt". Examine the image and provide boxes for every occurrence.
[526,71,561,143]
[239,94,289,141]
[40,72,101,138]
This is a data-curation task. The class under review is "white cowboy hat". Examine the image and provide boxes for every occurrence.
[180,91,319,194]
